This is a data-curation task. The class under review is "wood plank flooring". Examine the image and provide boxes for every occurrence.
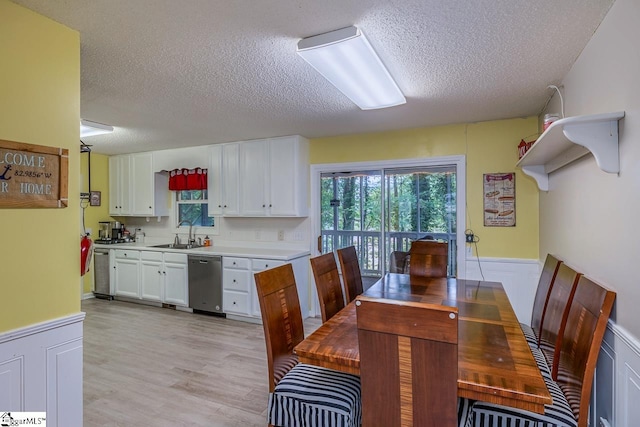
[82,298,320,426]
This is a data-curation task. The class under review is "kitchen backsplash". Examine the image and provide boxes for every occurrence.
[118,214,311,249]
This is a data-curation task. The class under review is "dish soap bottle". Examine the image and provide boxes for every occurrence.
[203,235,211,247]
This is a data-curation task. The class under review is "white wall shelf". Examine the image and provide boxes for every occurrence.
[516,111,625,190]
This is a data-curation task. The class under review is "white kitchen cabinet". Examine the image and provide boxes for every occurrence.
[250,258,285,317]
[222,257,251,317]
[109,153,169,217]
[109,155,132,215]
[140,251,163,301]
[239,136,309,217]
[222,255,309,323]
[208,143,240,216]
[113,249,140,298]
[163,252,188,306]
[131,152,169,216]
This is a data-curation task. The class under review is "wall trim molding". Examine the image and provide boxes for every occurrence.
[608,320,640,357]
[464,256,539,265]
[0,312,85,345]
[82,292,95,300]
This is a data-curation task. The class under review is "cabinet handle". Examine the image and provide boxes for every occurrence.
[265,264,269,268]
[233,262,236,265]
[149,206,152,209]
[233,279,236,283]
[163,271,166,275]
[262,204,266,207]
[158,270,161,274]
[233,301,237,305]
[224,205,227,208]
[218,205,222,208]
[269,204,272,207]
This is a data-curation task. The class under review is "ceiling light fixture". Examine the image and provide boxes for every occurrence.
[297,26,406,110]
[80,119,114,138]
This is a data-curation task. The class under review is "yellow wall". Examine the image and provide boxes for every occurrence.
[310,117,540,259]
[0,1,80,332]
[80,153,110,293]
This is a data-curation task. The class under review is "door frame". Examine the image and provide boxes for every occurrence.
[310,155,467,281]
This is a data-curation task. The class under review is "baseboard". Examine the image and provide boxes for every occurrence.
[82,292,95,300]
[0,313,85,427]
[463,256,540,323]
[593,321,640,427]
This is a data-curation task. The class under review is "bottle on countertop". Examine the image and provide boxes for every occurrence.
[204,235,211,247]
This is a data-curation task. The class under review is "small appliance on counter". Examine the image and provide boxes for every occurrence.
[95,221,126,244]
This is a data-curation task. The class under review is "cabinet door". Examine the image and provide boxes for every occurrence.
[251,259,285,317]
[114,258,139,298]
[140,260,163,301]
[164,261,188,306]
[131,153,154,215]
[109,156,131,215]
[269,136,309,216]
[239,140,269,216]
[222,143,240,215]
[208,144,224,216]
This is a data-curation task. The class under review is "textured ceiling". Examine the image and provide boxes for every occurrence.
[12,0,614,155]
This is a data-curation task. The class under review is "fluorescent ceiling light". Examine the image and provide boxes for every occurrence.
[80,119,114,138]
[297,26,406,110]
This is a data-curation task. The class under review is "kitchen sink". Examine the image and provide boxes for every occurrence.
[150,243,203,250]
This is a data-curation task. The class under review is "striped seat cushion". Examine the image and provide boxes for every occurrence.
[520,322,539,347]
[470,373,576,427]
[458,398,474,427]
[531,346,552,380]
[268,363,361,427]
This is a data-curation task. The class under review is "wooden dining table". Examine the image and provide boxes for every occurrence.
[294,273,552,414]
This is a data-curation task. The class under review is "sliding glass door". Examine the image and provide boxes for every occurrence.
[319,165,457,277]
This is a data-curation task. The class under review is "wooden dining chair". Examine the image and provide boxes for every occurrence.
[356,295,468,427]
[536,263,581,378]
[408,239,448,278]
[310,252,346,323]
[337,246,364,303]
[520,254,563,346]
[470,275,616,427]
[254,264,361,427]
[388,250,410,273]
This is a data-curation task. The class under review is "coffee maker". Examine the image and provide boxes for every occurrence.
[97,221,123,243]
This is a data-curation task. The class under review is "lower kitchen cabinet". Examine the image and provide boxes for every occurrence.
[113,249,188,307]
[113,250,141,298]
[222,255,308,323]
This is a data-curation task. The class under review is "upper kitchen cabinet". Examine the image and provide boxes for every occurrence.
[109,153,169,217]
[109,155,131,215]
[239,135,309,217]
[208,143,240,216]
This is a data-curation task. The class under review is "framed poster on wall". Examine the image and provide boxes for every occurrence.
[483,173,515,227]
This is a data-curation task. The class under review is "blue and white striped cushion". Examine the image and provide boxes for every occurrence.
[268,363,361,427]
[458,398,474,427]
[521,322,539,347]
[469,374,577,427]
[531,346,552,381]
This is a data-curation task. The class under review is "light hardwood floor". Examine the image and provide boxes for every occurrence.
[82,298,320,426]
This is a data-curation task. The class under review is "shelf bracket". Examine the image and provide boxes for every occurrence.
[562,119,620,173]
[521,165,548,191]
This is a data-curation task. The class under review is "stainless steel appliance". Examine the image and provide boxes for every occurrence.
[188,255,223,315]
[96,221,124,244]
[93,248,113,299]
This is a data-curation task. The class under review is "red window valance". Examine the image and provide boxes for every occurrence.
[168,168,208,191]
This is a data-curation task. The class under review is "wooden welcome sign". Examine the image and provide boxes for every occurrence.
[0,139,68,208]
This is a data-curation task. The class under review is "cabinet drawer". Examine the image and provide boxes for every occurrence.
[252,258,285,272]
[163,252,188,264]
[114,249,140,260]
[223,257,250,270]
[223,269,250,292]
[140,251,163,262]
[223,290,249,314]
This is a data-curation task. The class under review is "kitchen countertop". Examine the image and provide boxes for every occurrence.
[94,241,311,261]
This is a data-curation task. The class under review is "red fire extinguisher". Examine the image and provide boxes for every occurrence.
[81,234,94,276]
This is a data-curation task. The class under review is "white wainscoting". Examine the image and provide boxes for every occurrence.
[0,313,85,427]
[463,256,540,323]
[593,322,640,427]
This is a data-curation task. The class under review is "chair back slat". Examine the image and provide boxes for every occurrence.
[556,276,615,427]
[337,246,364,303]
[408,240,448,278]
[356,296,458,427]
[538,263,581,378]
[389,250,410,273]
[254,264,304,392]
[530,254,563,339]
[311,252,346,323]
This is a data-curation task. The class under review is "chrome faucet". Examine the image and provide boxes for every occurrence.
[178,219,194,245]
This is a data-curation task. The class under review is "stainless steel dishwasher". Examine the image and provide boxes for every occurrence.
[188,255,224,316]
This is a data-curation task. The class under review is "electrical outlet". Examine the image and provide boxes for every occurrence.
[278,230,285,241]
[465,232,475,243]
